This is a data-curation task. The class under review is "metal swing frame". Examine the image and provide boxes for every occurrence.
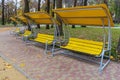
[50,4,114,72]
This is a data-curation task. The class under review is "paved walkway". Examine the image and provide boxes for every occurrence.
[0,27,120,80]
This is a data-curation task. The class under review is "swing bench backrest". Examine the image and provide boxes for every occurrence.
[53,4,114,56]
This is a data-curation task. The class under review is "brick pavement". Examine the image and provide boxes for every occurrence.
[0,29,120,80]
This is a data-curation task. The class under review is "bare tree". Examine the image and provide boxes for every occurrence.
[37,0,41,28]
[2,0,5,25]
[103,0,108,6]
[46,0,50,29]
[56,0,63,35]
[52,0,55,17]
[24,0,30,12]
[72,0,77,28]
[15,0,17,15]
[24,0,31,31]
[51,0,55,28]
[38,0,41,11]
[81,0,88,27]
[84,0,88,6]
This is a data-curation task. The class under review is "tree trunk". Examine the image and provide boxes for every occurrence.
[37,0,41,29]
[7,5,11,23]
[15,0,17,15]
[72,0,77,28]
[38,0,41,11]
[104,0,108,6]
[24,0,31,31]
[52,0,55,17]
[5,6,8,23]
[24,0,30,12]
[2,0,5,25]
[46,0,50,29]
[56,0,63,35]
[81,0,88,27]
[84,0,88,6]
[51,0,55,28]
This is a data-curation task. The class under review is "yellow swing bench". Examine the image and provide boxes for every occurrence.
[53,4,114,72]
[9,17,21,35]
[16,15,32,37]
[24,11,60,46]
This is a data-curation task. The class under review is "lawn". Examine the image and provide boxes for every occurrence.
[38,25,120,60]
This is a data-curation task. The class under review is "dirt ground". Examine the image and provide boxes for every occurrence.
[0,27,28,80]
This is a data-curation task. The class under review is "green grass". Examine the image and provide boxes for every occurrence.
[0,23,14,27]
[115,23,120,27]
[39,26,120,60]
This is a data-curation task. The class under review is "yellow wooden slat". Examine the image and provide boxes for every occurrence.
[33,19,53,24]
[61,45,102,56]
[61,43,102,56]
[34,38,53,44]
[32,33,54,44]
[35,37,53,41]
[22,30,31,36]
[70,38,103,45]
[14,28,20,33]
[24,12,54,24]
[68,42,103,49]
[37,34,53,38]
[63,18,108,26]
[25,12,51,19]
[66,43,102,52]
[61,38,103,56]
[57,9,106,18]
[34,38,53,41]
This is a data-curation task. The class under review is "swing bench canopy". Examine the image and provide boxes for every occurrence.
[53,4,114,27]
[24,11,57,24]
[10,17,19,24]
[16,16,28,24]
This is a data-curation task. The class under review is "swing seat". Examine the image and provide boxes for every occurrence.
[61,38,103,56]
[14,28,20,33]
[32,33,54,44]
[22,30,31,37]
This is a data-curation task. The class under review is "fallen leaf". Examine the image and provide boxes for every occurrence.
[20,63,26,68]
[37,54,42,58]
[5,64,12,69]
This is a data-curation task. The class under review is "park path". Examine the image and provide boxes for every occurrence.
[0,27,120,80]
[0,27,28,80]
